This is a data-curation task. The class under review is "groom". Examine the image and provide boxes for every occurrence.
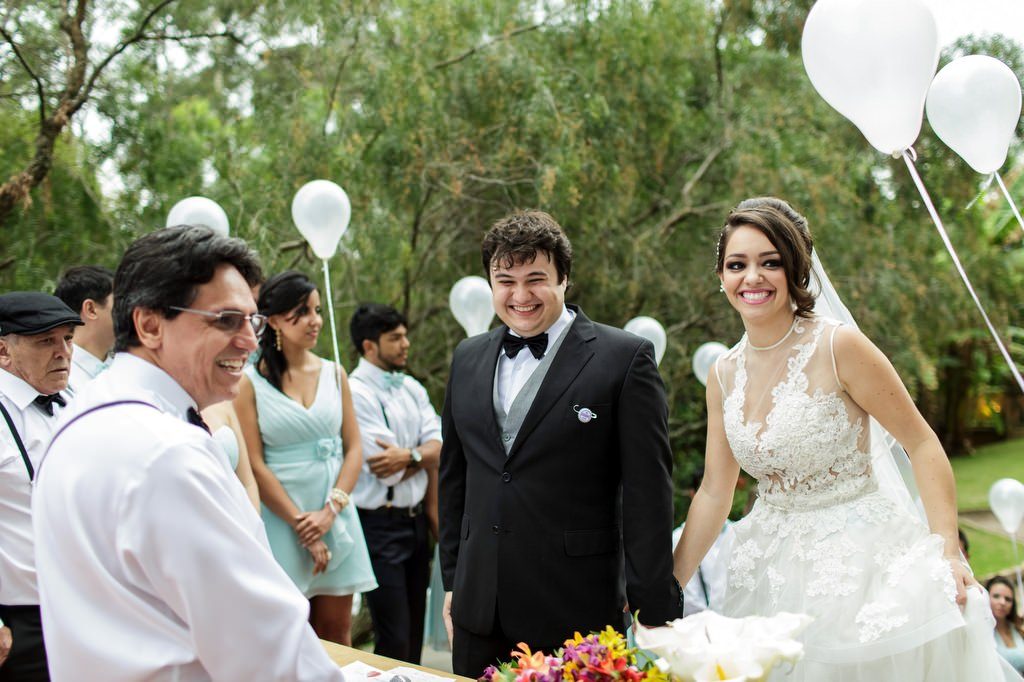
[439,210,682,677]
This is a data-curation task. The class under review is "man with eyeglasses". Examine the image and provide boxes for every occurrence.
[33,226,344,681]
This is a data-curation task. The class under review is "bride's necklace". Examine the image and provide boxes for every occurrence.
[747,317,799,351]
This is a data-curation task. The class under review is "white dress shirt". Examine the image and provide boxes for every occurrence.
[68,343,106,392]
[496,306,575,413]
[349,358,442,509]
[33,353,344,681]
[0,368,65,606]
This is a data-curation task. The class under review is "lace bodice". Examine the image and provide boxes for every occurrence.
[718,317,875,510]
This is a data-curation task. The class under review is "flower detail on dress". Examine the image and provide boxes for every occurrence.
[930,558,959,604]
[806,536,861,598]
[854,602,909,643]
[729,539,764,591]
[766,566,786,606]
[315,435,342,460]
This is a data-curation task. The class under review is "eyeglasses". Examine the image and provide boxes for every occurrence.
[168,306,268,338]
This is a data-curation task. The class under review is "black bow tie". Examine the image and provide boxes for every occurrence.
[187,407,211,434]
[33,393,66,416]
[502,331,548,360]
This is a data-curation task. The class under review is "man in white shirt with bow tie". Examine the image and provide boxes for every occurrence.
[0,291,82,681]
[33,226,344,681]
[349,303,441,664]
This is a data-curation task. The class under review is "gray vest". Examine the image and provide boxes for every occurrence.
[492,321,573,455]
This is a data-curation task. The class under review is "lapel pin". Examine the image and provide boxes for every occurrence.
[573,404,597,423]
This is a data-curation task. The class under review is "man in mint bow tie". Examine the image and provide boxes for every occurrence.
[348,303,442,664]
[54,265,115,393]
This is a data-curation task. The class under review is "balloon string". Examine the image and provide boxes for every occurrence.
[901,151,1024,395]
[994,172,1024,234]
[964,173,995,211]
[321,259,343,370]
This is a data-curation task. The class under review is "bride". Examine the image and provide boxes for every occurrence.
[672,197,1019,680]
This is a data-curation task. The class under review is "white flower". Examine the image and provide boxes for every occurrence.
[634,611,812,682]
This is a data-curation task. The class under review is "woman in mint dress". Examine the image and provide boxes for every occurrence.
[236,271,376,645]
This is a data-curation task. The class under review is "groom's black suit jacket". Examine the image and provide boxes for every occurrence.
[439,306,682,645]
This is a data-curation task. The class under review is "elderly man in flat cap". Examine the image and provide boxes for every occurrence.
[0,292,82,682]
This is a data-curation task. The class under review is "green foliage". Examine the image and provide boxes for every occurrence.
[2,0,1023,522]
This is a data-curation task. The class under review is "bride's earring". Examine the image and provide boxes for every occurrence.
[275,328,282,351]
[719,284,725,293]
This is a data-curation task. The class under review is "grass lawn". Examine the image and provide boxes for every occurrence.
[962,527,1023,579]
[952,437,1024,577]
[952,437,1024,512]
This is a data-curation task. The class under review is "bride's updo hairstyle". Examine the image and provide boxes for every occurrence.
[715,197,816,318]
[257,270,317,391]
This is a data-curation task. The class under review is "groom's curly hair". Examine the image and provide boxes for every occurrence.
[481,210,573,286]
[715,197,816,318]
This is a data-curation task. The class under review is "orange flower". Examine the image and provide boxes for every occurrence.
[510,642,551,677]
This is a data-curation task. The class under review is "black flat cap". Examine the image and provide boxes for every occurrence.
[0,292,83,336]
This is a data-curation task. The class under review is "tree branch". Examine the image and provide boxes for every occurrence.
[656,140,730,236]
[0,25,47,124]
[76,0,178,110]
[136,30,247,45]
[433,21,546,69]
[323,22,361,138]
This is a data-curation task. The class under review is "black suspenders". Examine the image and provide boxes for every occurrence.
[0,400,35,480]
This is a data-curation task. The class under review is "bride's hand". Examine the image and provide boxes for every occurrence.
[948,556,976,607]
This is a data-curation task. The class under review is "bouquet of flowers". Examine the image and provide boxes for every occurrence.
[481,612,811,682]
[480,626,668,682]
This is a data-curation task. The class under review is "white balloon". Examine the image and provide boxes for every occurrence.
[802,0,940,155]
[166,196,230,237]
[449,276,494,337]
[926,55,1022,174]
[291,180,351,260]
[989,478,1024,535]
[692,342,729,387]
[624,316,667,366]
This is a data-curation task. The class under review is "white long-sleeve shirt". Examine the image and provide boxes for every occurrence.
[0,368,66,606]
[68,343,106,392]
[33,353,344,681]
[349,358,441,509]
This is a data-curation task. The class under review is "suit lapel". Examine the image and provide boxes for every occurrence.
[508,307,597,458]
[470,327,507,456]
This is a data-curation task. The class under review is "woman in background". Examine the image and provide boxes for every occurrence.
[989,576,1024,674]
[202,401,260,510]
[235,270,376,645]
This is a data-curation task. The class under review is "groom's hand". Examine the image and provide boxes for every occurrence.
[443,591,454,648]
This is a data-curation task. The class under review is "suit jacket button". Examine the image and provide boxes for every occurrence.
[501,472,512,483]
[491,525,500,534]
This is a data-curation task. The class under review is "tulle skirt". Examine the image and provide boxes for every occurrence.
[722,490,1019,680]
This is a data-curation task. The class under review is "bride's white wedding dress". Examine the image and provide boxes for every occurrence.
[715,315,1019,680]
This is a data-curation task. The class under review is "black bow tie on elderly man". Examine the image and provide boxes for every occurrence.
[33,393,66,417]
[502,331,548,360]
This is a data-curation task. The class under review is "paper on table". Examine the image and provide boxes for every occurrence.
[339,661,385,682]
[387,666,455,682]
[339,661,454,682]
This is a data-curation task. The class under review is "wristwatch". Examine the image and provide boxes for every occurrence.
[409,447,423,466]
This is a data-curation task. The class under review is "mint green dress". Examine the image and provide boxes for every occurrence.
[247,361,377,597]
